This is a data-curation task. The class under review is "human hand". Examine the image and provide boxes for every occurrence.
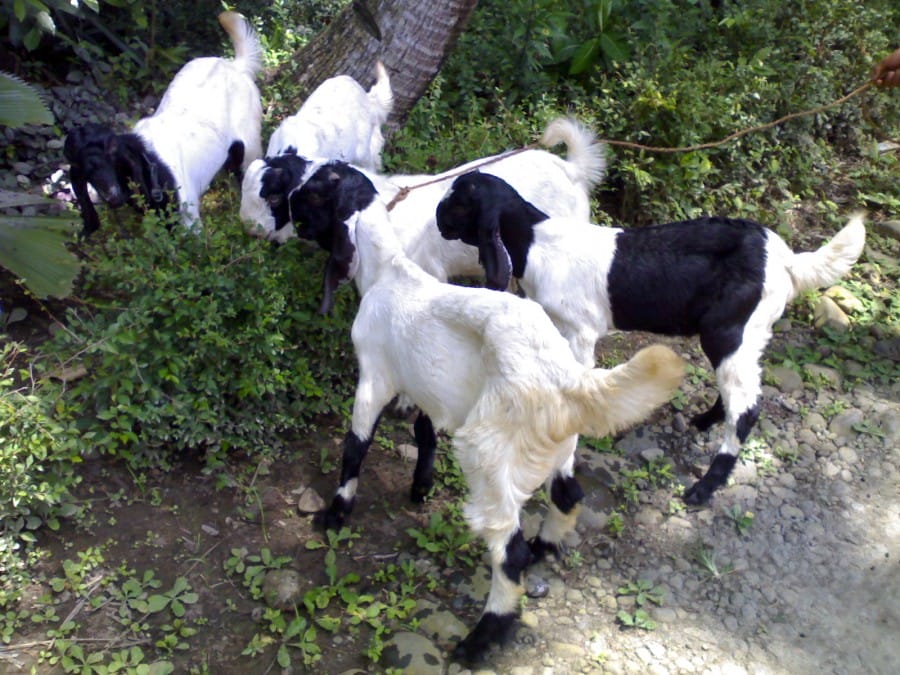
[872,48,900,88]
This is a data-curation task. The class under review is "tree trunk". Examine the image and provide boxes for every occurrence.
[268,0,478,133]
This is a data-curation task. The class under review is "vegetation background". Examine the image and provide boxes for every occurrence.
[0,0,897,671]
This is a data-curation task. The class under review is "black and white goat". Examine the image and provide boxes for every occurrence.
[64,11,263,236]
[290,161,684,662]
[240,116,606,254]
[239,62,392,239]
[435,171,866,504]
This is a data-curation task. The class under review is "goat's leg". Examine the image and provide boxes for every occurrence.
[453,527,531,664]
[528,442,583,562]
[690,394,725,431]
[69,168,102,237]
[315,375,394,530]
[684,329,766,505]
[225,140,246,186]
[410,412,436,503]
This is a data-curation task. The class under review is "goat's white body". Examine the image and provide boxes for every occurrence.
[134,12,263,227]
[266,63,393,165]
[337,193,682,636]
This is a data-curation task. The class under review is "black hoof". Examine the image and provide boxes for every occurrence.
[690,396,725,431]
[312,497,352,531]
[683,481,714,506]
[409,479,433,504]
[452,612,516,664]
[528,536,562,564]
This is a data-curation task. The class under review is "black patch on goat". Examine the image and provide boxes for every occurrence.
[453,611,517,664]
[607,218,767,365]
[436,171,540,290]
[290,161,380,314]
[260,151,311,231]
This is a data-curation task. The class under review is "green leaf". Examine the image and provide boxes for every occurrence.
[146,595,170,613]
[568,38,601,75]
[0,72,53,126]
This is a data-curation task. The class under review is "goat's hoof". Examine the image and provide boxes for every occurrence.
[312,508,346,531]
[409,480,434,504]
[683,482,713,506]
[527,536,562,564]
[452,612,516,664]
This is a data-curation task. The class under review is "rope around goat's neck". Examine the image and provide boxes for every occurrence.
[385,80,879,211]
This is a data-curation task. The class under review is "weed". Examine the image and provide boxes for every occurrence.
[406,502,482,568]
[692,543,735,580]
[615,579,664,630]
[725,505,755,536]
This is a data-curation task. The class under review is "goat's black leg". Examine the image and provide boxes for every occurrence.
[225,141,246,186]
[314,419,380,530]
[410,412,436,503]
[69,168,102,237]
[529,471,584,563]
[691,395,725,431]
[684,403,759,505]
[453,529,530,665]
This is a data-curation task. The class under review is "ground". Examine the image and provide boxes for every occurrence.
[1,251,898,673]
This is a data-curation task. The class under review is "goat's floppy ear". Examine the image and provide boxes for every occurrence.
[319,216,355,315]
[476,204,512,291]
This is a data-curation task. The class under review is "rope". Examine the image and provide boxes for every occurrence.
[385,80,879,210]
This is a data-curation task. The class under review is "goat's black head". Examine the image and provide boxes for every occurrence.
[260,149,310,231]
[64,124,128,207]
[289,161,379,314]
[437,171,544,291]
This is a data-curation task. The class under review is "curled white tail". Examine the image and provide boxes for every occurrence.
[540,117,607,191]
[788,213,866,296]
[369,61,394,124]
[218,11,263,78]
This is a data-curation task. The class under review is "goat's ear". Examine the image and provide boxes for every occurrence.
[476,205,512,291]
[319,221,355,314]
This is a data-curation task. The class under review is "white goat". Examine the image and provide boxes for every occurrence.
[64,11,263,235]
[291,160,684,663]
[436,171,867,504]
[239,62,392,234]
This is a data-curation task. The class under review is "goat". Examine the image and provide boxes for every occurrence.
[435,171,866,505]
[290,160,684,662]
[64,11,263,236]
[241,116,606,254]
[239,62,392,237]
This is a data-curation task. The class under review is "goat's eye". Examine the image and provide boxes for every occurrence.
[266,194,282,206]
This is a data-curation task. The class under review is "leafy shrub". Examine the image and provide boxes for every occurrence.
[43,210,357,466]
[0,341,81,607]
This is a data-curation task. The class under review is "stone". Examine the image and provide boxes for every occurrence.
[766,365,803,394]
[813,296,850,332]
[295,486,326,513]
[380,632,444,674]
[261,569,304,610]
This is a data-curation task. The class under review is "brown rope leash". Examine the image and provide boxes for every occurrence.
[386,80,878,211]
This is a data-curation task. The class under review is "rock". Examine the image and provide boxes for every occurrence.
[824,286,864,313]
[803,364,842,389]
[766,365,803,394]
[829,409,864,441]
[261,569,304,610]
[380,632,444,674]
[813,296,850,331]
[295,486,326,514]
[872,219,900,241]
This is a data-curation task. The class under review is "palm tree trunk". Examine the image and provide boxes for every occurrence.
[268,0,479,133]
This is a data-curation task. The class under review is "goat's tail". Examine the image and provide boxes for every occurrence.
[540,117,607,190]
[368,61,394,123]
[556,345,685,441]
[218,11,264,78]
[786,212,866,297]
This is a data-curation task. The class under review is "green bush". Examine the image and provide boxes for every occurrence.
[43,211,357,466]
[0,341,81,607]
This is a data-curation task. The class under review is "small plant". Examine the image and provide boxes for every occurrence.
[606,512,625,538]
[692,543,735,580]
[406,502,482,568]
[224,547,293,600]
[725,505,755,536]
[615,579,664,631]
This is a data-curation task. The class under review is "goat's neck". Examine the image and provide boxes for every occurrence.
[499,203,542,279]
[353,203,406,296]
